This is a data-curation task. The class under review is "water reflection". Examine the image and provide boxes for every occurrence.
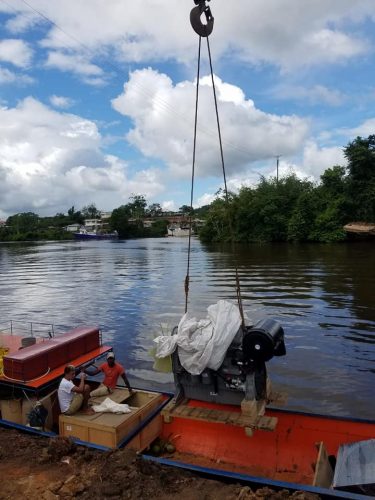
[0,239,374,418]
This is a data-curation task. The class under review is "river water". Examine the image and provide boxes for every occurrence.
[0,238,374,418]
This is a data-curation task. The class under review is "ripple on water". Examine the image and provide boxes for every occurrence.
[0,239,374,418]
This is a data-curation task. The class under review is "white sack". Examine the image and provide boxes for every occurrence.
[153,334,178,358]
[92,397,132,414]
[154,300,242,375]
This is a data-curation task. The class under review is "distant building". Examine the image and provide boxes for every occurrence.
[64,212,113,234]
[82,212,112,233]
[65,223,81,233]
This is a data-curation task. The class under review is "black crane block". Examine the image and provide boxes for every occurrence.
[190,0,214,37]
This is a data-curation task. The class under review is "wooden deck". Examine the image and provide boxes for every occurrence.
[161,391,288,433]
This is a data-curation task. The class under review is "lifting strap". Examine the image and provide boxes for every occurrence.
[184,0,245,328]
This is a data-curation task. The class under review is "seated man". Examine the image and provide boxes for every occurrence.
[84,352,132,398]
[58,365,94,415]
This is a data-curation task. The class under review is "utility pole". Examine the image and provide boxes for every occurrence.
[275,155,281,184]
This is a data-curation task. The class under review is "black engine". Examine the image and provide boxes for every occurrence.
[172,318,286,405]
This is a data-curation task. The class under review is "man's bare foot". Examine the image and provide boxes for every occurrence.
[80,408,95,415]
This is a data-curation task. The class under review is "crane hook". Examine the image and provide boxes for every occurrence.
[190,0,214,37]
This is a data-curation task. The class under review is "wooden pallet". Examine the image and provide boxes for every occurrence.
[162,398,278,433]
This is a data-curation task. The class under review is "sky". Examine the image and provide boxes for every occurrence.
[0,0,375,218]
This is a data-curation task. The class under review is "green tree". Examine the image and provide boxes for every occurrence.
[199,193,234,242]
[128,195,147,219]
[81,203,100,219]
[288,189,321,241]
[6,212,39,236]
[147,203,163,217]
[110,205,132,238]
[179,205,194,215]
[67,206,84,224]
[344,135,375,221]
[146,219,169,237]
[236,174,312,242]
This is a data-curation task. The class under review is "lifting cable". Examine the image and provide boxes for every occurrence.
[184,0,245,327]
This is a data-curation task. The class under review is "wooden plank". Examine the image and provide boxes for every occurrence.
[227,413,241,425]
[180,406,196,417]
[240,399,258,419]
[172,405,184,415]
[195,408,211,419]
[216,411,231,422]
[268,390,288,407]
[256,416,278,431]
[162,399,279,431]
[313,441,333,488]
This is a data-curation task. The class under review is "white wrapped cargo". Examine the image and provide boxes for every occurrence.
[154,300,242,375]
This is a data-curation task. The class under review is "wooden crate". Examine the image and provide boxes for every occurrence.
[0,398,23,424]
[59,390,162,450]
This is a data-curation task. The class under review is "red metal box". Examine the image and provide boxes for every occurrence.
[3,340,60,381]
[3,327,100,382]
[54,327,100,358]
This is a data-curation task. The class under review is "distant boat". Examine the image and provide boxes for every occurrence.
[167,225,194,237]
[73,229,118,240]
[344,222,375,239]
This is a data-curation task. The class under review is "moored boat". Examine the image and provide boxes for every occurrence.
[0,321,167,452]
[73,229,118,240]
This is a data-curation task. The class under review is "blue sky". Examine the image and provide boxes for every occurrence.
[0,0,375,218]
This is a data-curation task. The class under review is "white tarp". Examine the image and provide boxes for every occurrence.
[92,397,132,414]
[154,300,242,375]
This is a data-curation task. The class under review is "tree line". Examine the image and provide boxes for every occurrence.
[0,197,199,241]
[1,135,373,243]
[199,135,375,243]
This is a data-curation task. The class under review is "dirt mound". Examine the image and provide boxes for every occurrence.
[0,428,319,500]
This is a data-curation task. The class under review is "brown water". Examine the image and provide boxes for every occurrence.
[0,238,374,418]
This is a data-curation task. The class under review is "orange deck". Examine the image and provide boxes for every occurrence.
[0,333,44,353]
[160,400,375,485]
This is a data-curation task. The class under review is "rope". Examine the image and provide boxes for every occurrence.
[206,35,245,327]
[2,367,51,384]
[185,35,202,314]
[184,11,245,326]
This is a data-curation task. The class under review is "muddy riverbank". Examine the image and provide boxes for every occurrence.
[0,428,319,500]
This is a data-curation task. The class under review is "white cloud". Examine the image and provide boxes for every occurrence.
[45,51,106,85]
[271,84,345,107]
[302,141,346,177]
[6,12,43,34]
[0,97,165,216]
[1,1,374,72]
[302,29,368,65]
[161,200,177,212]
[0,67,18,84]
[49,95,75,108]
[112,68,309,178]
[0,66,34,85]
[344,119,375,138]
[0,39,33,68]
[196,193,216,207]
